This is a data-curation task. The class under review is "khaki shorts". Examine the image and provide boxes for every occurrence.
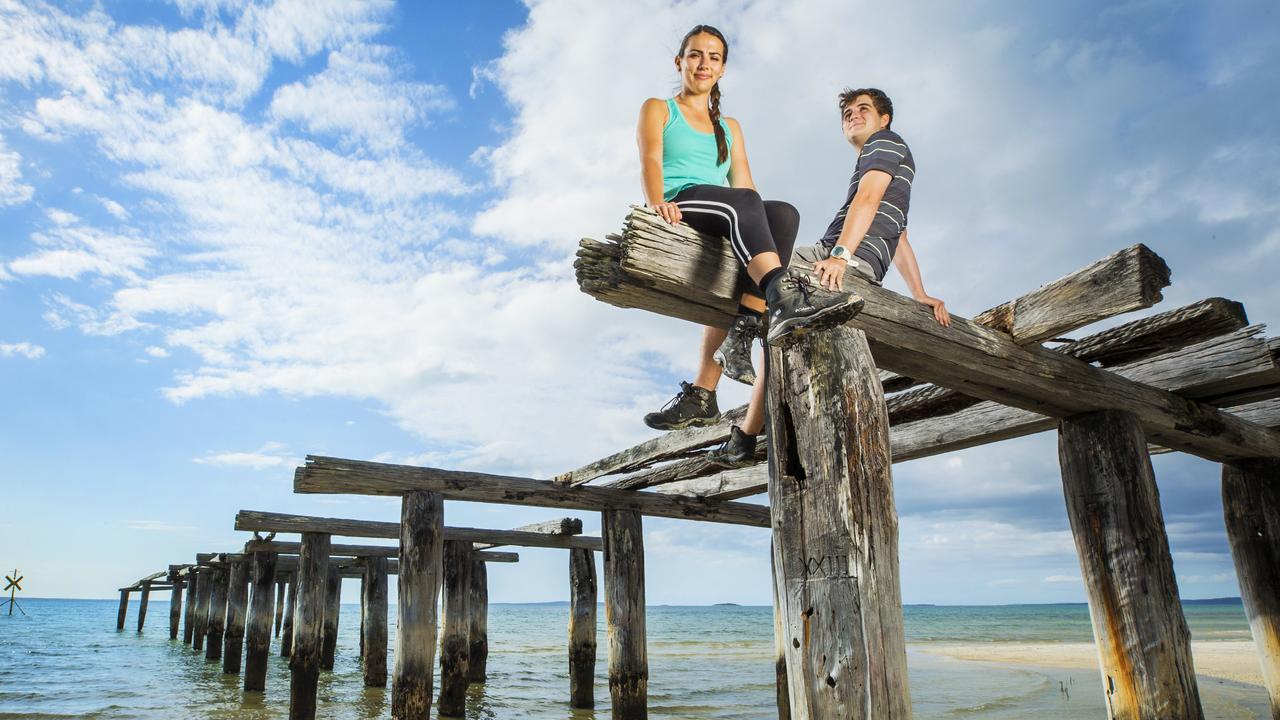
[794,243,881,285]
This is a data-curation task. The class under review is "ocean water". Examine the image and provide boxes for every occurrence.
[0,599,1270,719]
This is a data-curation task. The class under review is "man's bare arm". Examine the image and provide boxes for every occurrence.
[893,230,950,326]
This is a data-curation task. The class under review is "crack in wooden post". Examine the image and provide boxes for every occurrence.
[392,491,443,720]
[245,551,277,693]
[603,509,647,719]
[288,533,329,720]
[568,547,597,708]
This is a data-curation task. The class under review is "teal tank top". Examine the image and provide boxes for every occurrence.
[661,97,732,201]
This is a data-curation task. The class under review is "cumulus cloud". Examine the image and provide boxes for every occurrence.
[195,441,295,470]
[0,133,34,206]
[0,342,46,359]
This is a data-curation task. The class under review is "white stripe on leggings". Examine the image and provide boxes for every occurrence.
[675,198,755,264]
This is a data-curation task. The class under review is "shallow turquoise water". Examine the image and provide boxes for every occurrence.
[0,599,1269,718]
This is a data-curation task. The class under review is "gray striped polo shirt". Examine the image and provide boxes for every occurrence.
[818,128,915,280]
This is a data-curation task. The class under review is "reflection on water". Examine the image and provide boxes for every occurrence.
[0,600,1269,719]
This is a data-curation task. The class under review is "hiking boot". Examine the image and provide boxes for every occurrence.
[765,269,864,346]
[643,381,720,431]
[715,314,760,385]
[705,425,758,468]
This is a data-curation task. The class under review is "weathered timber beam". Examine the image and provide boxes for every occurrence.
[648,326,1279,497]
[888,298,1249,425]
[292,457,771,527]
[562,296,1229,491]
[237,511,609,549]
[475,551,519,563]
[243,540,514,563]
[472,517,583,550]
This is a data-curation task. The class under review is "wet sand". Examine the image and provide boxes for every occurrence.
[919,640,1265,687]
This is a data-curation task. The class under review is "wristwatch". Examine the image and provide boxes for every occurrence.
[829,244,852,262]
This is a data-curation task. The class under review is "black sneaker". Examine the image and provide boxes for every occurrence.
[715,314,760,386]
[765,269,864,346]
[705,425,758,468]
[643,381,720,431]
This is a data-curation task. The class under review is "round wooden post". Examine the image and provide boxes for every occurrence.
[193,570,212,653]
[281,572,297,657]
[568,547,597,709]
[467,555,489,684]
[320,565,342,671]
[136,581,151,632]
[1222,458,1280,718]
[205,566,229,662]
[770,544,790,720]
[116,589,130,631]
[274,579,287,638]
[392,490,444,720]
[245,551,278,692]
[169,579,184,640]
[182,572,198,644]
[1059,409,1203,719]
[361,556,389,688]
[289,533,330,720]
[438,540,472,717]
[223,559,250,674]
[764,327,910,718]
[603,509,647,719]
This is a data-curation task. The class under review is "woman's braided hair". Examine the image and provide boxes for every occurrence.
[678,25,729,165]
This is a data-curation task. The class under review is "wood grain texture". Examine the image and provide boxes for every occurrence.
[1059,411,1203,720]
[244,552,277,693]
[392,491,443,720]
[168,580,183,640]
[475,551,519,563]
[291,459,770,528]
[183,573,197,644]
[771,546,790,720]
[569,547,597,709]
[135,581,150,632]
[223,559,249,674]
[438,540,471,717]
[274,579,286,638]
[603,510,647,719]
[766,327,910,719]
[467,557,488,684]
[320,565,341,671]
[237,510,610,548]
[361,557,389,688]
[192,569,211,652]
[288,533,330,720]
[205,566,228,662]
[1222,459,1280,719]
[472,517,583,550]
[116,589,129,631]
[281,574,297,658]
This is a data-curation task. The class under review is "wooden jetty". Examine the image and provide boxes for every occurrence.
[115,205,1280,719]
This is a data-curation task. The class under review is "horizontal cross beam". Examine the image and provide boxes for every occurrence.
[236,510,609,549]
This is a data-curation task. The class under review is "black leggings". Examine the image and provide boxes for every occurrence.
[672,185,799,298]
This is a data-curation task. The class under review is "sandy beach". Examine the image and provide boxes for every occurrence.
[920,640,1265,687]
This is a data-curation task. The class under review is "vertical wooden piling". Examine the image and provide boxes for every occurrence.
[193,570,212,653]
[281,572,297,657]
[603,509,647,719]
[467,555,489,684]
[764,327,910,719]
[320,565,342,671]
[245,551,278,693]
[206,566,229,661]
[392,490,444,720]
[183,572,198,644]
[275,578,287,638]
[1222,458,1280,719]
[770,545,790,720]
[289,533,330,720]
[223,559,250,674]
[136,581,151,632]
[116,589,130,631]
[568,547,597,709]
[1059,409,1203,719]
[361,556,389,688]
[438,540,472,718]
[169,579,184,640]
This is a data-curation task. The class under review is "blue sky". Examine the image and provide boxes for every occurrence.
[1,0,1277,606]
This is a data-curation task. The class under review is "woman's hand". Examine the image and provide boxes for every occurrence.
[650,201,682,225]
[916,295,951,327]
[813,256,848,291]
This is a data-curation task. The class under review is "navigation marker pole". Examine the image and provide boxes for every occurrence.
[3,569,25,616]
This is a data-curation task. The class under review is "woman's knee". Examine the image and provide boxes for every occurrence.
[764,200,800,229]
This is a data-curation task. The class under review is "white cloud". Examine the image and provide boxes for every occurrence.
[269,45,453,151]
[9,222,156,281]
[1042,574,1081,584]
[0,342,46,359]
[195,441,295,470]
[145,345,169,358]
[0,133,34,206]
[99,196,129,220]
